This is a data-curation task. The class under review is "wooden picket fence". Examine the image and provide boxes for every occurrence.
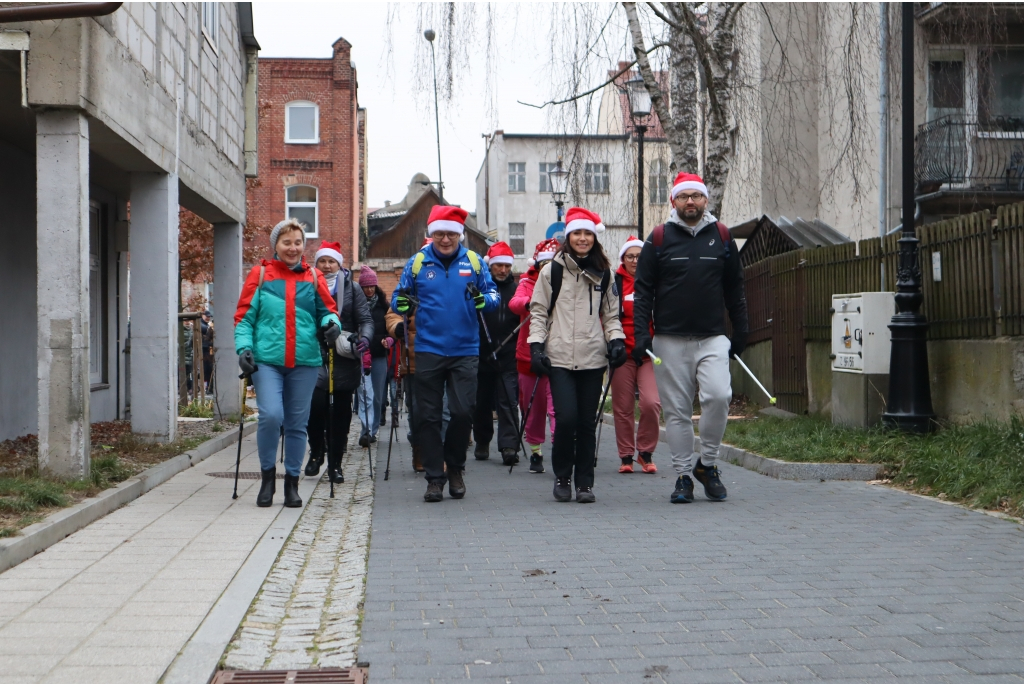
[743,201,1024,412]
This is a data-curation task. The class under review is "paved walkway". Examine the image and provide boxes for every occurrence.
[0,430,316,684]
[358,420,1024,683]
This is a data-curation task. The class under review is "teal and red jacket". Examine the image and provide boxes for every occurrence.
[234,258,341,368]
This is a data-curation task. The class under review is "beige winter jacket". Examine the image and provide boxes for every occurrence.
[527,253,624,371]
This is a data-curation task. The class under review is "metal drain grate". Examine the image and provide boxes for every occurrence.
[206,472,285,480]
[211,667,366,684]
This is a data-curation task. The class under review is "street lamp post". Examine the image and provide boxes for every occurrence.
[424,29,443,199]
[882,3,935,433]
[626,75,652,240]
[547,159,569,222]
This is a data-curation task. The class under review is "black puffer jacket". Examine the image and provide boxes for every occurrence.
[478,272,519,373]
[365,287,392,359]
[318,268,374,391]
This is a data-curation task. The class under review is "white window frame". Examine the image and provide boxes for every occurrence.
[508,222,526,256]
[649,159,669,204]
[285,101,320,144]
[585,163,610,194]
[508,162,526,193]
[286,185,319,238]
[538,162,559,193]
[201,3,218,52]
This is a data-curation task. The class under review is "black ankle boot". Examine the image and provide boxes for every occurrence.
[283,474,302,508]
[327,453,345,484]
[304,453,323,477]
[257,468,276,507]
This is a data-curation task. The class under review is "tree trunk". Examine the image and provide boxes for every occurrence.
[623,3,681,168]
[667,18,699,175]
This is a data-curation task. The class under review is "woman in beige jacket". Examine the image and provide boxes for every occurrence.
[528,207,627,503]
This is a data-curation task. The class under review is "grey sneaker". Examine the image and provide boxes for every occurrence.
[575,486,596,504]
[553,477,572,502]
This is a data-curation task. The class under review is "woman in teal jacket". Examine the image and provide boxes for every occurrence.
[235,219,341,508]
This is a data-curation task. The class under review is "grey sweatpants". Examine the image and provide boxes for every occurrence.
[651,334,732,476]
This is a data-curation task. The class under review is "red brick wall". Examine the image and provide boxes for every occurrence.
[246,38,364,269]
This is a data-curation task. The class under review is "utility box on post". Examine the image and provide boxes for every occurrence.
[830,292,895,428]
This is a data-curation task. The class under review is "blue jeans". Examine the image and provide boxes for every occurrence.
[359,357,389,438]
[251,364,319,476]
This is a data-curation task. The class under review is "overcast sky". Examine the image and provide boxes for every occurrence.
[252,2,565,214]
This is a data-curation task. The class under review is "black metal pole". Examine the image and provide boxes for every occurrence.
[636,124,646,240]
[882,3,935,433]
[429,41,443,200]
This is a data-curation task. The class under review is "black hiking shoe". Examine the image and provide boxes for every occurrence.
[424,481,444,502]
[448,470,466,499]
[500,448,519,466]
[327,454,344,484]
[553,477,572,502]
[256,468,276,507]
[304,454,323,477]
[693,460,727,501]
[670,475,695,504]
[283,474,302,508]
[358,434,370,448]
[575,486,596,504]
[529,454,545,473]
[474,446,490,460]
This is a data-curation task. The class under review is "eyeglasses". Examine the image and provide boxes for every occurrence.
[676,193,705,203]
[622,254,640,262]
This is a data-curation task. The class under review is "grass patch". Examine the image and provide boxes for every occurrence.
[725,414,1024,518]
[180,398,215,418]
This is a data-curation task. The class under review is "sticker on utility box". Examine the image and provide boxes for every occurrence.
[834,353,860,370]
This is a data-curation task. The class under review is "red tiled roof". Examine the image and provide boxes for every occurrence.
[610,61,668,139]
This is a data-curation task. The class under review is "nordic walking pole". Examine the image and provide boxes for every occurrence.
[232,369,255,500]
[384,343,402,481]
[329,347,336,498]
[494,315,529,355]
[278,426,284,464]
[518,376,541,445]
[594,365,615,467]
[733,354,776,406]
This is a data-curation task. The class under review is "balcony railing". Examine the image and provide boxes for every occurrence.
[915,116,1024,192]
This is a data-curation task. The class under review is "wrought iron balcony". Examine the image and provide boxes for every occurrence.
[915,116,1024,193]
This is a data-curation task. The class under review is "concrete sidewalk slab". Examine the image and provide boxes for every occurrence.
[0,432,317,684]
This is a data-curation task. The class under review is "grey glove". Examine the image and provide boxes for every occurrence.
[322,322,341,346]
[238,350,257,376]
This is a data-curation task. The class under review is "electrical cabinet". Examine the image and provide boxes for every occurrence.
[830,292,894,428]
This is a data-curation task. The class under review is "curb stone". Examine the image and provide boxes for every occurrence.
[601,412,883,481]
[0,421,258,575]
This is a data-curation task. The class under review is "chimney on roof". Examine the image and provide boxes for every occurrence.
[384,200,391,207]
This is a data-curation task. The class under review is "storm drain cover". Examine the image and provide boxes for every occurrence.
[211,668,366,684]
[206,471,285,479]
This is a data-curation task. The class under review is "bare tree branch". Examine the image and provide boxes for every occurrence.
[645,1,684,31]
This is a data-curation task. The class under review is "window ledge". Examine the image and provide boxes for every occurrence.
[285,139,321,145]
[91,383,110,392]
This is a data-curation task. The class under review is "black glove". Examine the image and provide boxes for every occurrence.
[395,289,417,315]
[607,339,627,369]
[632,337,653,366]
[729,330,748,359]
[530,342,552,377]
[466,283,486,310]
[322,322,341,346]
[238,350,257,376]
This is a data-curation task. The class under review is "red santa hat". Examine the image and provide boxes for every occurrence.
[563,207,605,235]
[529,238,560,267]
[618,235,645,261]
[484,241,515,266]
[426,205,468,236]
[671,172,708,201]
[313,240,344,267]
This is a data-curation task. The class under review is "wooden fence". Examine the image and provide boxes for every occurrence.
[743,201,1024,412]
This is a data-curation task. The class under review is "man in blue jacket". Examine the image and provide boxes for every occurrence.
[393,205,499,502]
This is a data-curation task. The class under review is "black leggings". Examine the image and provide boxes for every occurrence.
[548,367,605,489]
[307,385,354,463]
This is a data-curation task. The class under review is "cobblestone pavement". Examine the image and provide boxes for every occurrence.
[358,419,1024,683]
[223,435,375,671]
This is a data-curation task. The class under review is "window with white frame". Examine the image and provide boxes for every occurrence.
[286,186,318,237]
[649,159,669,204]
[508,162,526,193]
[201,3,218,47]
[508,223,526,256]
[285,102,319,144]
[585,163,610,193]
[979,48,1024,125]
[538,162,559,192]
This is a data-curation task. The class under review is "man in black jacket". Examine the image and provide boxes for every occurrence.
[473,242,521,466]
[632,173,748,505]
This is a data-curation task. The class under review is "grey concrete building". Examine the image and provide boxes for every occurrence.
[0,3,259,478]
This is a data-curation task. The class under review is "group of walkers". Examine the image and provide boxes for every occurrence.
[233,171,748,507]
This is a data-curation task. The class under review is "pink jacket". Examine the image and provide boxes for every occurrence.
[509,270,537,365]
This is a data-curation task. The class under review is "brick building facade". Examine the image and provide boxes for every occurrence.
[247,37,366,266]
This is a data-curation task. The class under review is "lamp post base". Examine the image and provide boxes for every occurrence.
[882,313,936,434]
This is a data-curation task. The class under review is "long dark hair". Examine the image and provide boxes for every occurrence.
[558,231,610,272]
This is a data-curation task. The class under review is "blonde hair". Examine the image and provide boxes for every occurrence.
[273,219,306,248]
